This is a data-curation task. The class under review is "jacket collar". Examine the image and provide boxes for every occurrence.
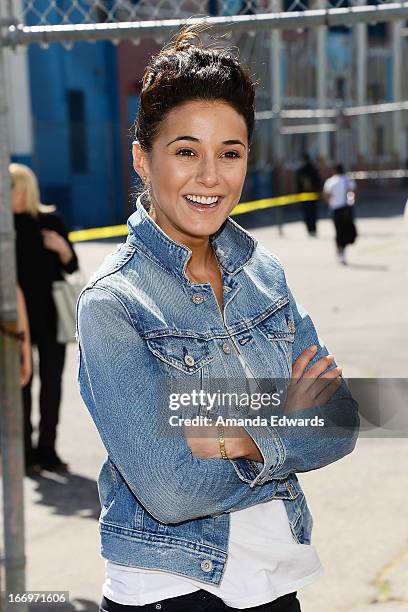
[127,196,257,280]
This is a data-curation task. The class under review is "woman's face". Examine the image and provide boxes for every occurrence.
[133,100,249,243]
[10,178,27,213]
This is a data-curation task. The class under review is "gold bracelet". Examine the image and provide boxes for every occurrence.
[217,424,228,460]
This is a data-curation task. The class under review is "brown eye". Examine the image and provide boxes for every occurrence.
[223,151,240,159]
[176,149,195,157]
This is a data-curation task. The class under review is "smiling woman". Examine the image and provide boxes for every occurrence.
[76,24,359,612]
[132,99,249,287]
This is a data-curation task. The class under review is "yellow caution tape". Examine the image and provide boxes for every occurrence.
[68,192,319,243]
[69,224,128,243]
[230,192,319,216]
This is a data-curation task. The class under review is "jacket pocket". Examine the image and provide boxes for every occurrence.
[257,307,295,344]
[255,307,295,379]
[145,334,214,375]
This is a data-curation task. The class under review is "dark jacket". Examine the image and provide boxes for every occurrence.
[14,210,78,343]
[296,162,322,194]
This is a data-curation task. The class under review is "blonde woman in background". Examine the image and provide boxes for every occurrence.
[10,163,79,475]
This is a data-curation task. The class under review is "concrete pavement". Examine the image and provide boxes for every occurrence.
[2,205,408,611]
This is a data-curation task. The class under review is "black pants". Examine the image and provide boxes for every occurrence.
[23,334,66,458]
[100,591,301,612]
[302,201,317,235]
[332,205,357,249]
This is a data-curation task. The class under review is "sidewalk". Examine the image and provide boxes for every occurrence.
[2,209,408,612]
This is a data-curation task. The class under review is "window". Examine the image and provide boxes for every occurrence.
[68,90,88,174]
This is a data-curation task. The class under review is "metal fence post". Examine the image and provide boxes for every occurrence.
[0,39,27,612]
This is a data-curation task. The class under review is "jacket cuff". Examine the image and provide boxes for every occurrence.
[230,425,284,488]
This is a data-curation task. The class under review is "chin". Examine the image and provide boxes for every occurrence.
[184,219,225,239]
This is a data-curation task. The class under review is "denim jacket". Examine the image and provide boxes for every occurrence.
[76,197,359,585]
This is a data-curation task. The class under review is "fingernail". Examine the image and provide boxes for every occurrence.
[310,345,318,352]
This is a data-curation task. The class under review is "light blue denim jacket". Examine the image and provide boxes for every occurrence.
[76,197,359,585]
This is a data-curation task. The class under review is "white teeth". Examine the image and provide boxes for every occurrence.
[185,195,219,205]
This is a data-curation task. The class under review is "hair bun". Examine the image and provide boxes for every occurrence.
[171,24,206,52]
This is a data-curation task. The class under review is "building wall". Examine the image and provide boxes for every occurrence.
[28,41,123,228]
[117,39,160,218]
[4,45,33,167]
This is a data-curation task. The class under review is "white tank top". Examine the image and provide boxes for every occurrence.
[103,355,323,609]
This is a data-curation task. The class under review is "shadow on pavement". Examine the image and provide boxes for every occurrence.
[28,471,100,520]
[345,264,389,271]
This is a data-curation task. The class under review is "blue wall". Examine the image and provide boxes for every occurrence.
[28,40,123,229]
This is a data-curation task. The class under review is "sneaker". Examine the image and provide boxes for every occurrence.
[36,448,69,473]
[25,462,42,477]
[337,249,347,265]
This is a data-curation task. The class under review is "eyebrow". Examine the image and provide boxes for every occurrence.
[166,136,246,148]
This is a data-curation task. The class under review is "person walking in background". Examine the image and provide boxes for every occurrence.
[295,153,322,237]
[323,163,357,265]
[10,163,79,475]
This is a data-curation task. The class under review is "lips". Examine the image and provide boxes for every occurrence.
[185,194,219,204]
[183,194,224,209]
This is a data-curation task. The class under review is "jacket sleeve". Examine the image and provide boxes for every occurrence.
[230,287,360,488]
[76,285,292,524]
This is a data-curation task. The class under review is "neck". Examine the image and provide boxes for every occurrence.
[149,208,217,276]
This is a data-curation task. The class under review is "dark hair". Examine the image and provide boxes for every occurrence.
[335,163,345,174]
[135,25,256,153]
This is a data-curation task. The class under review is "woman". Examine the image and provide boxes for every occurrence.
[77,27,359,612]
[10,163,79,475]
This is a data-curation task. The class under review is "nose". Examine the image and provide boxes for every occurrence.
[196,155,220,188]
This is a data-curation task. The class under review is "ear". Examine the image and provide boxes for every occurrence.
[132,141,150,182]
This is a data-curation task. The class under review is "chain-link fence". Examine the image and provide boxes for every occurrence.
[4,0,408,26]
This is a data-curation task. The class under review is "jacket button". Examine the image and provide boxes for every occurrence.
[184,354,195,367]
[288,321,296,333]
[192,293,204,304]
[201,559,213,572]
[222,342,231,354]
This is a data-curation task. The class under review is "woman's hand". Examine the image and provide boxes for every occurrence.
[16,286,32,386]
[284,345,342,412]
[41,229,73,265]
[20,336,32,387]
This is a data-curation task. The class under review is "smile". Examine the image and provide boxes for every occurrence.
[185,194,220,206]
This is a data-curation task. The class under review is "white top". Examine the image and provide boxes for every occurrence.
[323,174,356,210]
[103,355,324,608]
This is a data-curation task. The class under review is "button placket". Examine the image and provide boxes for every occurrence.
[222,341,231,354]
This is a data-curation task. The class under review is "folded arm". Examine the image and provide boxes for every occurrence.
[77,286,294,524]
[230,288,360,487]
